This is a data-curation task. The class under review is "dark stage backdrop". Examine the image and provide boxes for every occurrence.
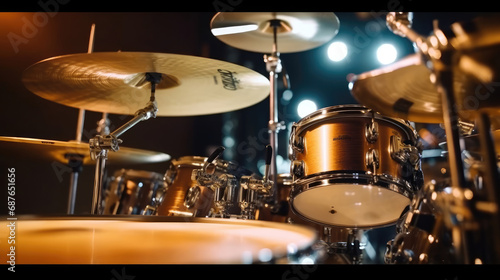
[0,11,488,263]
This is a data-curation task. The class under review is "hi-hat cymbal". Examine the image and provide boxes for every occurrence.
[22,52,270,116]
[210,12,340,53]
[0,136,171,165]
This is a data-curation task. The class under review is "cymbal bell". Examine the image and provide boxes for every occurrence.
[0,136,171,165]
[22,52,270,116]
[210,12,340,53]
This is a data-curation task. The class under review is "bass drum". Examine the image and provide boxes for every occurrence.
[102,169,166,215]
[156,156,256,218]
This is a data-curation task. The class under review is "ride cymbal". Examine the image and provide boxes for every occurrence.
[0,136,171,165]
[22,52,270,116]
[349,15,500,124]
[210,12,340,53]
[349,54,442,123]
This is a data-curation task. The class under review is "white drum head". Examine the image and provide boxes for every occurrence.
[292,183,410,228]
[1,216,317,264]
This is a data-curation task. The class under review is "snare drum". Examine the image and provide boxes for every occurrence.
[289,105,422,229]
[0,216,318,264]
[157,156,255,218]
[102,169,166,215]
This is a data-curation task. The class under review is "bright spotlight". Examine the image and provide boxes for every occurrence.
[376,43,398,65]
[327,41,348,62]
[297,100,317,118]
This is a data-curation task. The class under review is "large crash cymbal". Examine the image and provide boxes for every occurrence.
[22,52,270,116]
[210,12,339,53]
[0,136,171,165]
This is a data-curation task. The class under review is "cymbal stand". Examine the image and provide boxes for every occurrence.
[386,12,500,264]
[89,72,161,215]
[66,23,96,214]
[469,113,500,263]
[264,19,286,206]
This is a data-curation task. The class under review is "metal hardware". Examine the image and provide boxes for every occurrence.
[365,148,380,175]
[292,160,305,178]
[390,135,420,165]
[365,111,379,143]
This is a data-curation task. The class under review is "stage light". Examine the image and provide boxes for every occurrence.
[327,41,348,62]
[222,136,235,148]
[376,43,398,65]
[297,99,317,118]
[282,89,293,102]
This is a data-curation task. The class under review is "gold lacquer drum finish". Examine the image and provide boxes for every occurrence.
[156,156,254,218]
[289,105,422,229]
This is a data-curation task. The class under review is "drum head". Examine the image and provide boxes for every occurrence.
[1,216,317,264]
[292,183,410,229]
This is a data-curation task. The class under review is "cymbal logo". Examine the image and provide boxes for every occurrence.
[217,69,238,91]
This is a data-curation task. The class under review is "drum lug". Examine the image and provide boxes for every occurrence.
[289,123,304,159]
[292,160,305,178]
[184,186,201,209]
[365,148,380,174]
[365,120,379,143]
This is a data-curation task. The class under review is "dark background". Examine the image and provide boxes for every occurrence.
[0,5,491,264]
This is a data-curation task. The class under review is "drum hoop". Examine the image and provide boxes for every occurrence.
[8,215,318,264]
[291,172,414,201]
[115,168,164,180]
[293,104,417,141]
[170,156,256,178]
[289,173,412,229]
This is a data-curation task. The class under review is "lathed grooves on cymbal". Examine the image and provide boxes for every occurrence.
[349,54,442,123]
[210,12,340,53]
[0,136,171,165]
[22,52,270,116]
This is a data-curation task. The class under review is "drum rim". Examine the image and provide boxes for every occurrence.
[113,168,164,179]
[289,172,413,229]
[292,104,417,141]
[171,155,253,174]
[5,215,319,264]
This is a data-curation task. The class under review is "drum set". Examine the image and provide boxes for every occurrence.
[2,12,500,265]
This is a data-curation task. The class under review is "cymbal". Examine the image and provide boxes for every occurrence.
[210,12,340,53]
[0,136,171,165]
[22,52,270,116]
[350,16,500,124]
[348,54,442,123]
